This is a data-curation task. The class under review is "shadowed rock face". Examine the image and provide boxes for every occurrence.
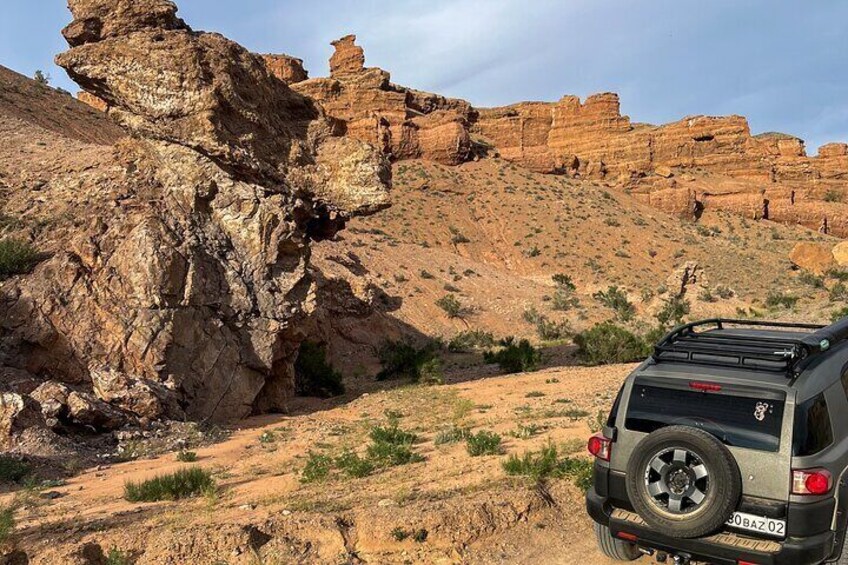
[0,0,390,446]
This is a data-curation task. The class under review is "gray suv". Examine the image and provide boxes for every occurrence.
[586,318,848,565]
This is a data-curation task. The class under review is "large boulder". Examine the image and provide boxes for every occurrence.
[831,241,848,267]
[0,0,392,430]
[90,368,182,420]
[30,381,71,424]
[0,393,44,449]
[789,242,836,275]
[67,391,127,431]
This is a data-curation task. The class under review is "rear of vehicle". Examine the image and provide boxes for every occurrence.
[586,319,848,565]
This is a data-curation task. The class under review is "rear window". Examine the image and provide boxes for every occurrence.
[625,382,785,452]
[793,393,833,456]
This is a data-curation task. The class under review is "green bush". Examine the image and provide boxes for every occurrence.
[466,431,502,456]
[370,424,417,446]
[124,468,215,502]
[832,306,848,322]
[574,323,650,365]
[435,294,467,319]
[375,339,440,382]
[434,426,471,446]
[484,338,542,373]
[368,423,423,467]
[655,296,690,328]
[502,442,593,488]
[295,342,345,398]
[417,358,444,385]
[830,283,848,302]
[175,450,198,463]
[0,456,30,484]
[593,286,635,321]
[765,292,799,310]
[551,289,580,311]
[301,452,333,483]
[0,238,40,279]
[335,450,374,479]
[447,330,495,352]
[106,548,130,565]
[551,273,576,291]
[0,506,14,546]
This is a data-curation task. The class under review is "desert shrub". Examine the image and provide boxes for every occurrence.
[714,285,734,299]
[508,424,541,439]
[593,286,635,321]
[466,431,502,456]
[295,341,345,398]
[484,338,542,374]
[175,451,198,463]
[523,308,571,341]
[0,507,14,545]
[502,442,593,488]
[832,307,848,322]
[301,452,333,483]
[827,269,848,282]
[551,288,580,311]
[124,468,214,502]
[655,296,690,328]
[335,450,374,479]
[765,292,799,310]
[552,273,576,291]
[434,426,471,445]
[830,283,848,302]
[435,293,469,319]
[824,189,843,203]
[417,358,444,385]
[0,457,30,484]
[391,526,409,541]
[368,423,423,467]
[573,323,650,365]
[448,330,496,352]
[370,424,417,446]
[449,226,470,245]
[105,548,130,565]
[698,288,716,303]
[375,339,439,382]
[0,238,40,279]
[34,70,50,85]
[420,270,435,279]
[798,271,825,288]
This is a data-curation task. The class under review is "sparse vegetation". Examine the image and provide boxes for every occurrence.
[0,506,14,546]
[0,238,40,279]
[574,323,650,365]
[447,330,495,352]
[375,339,440,382]
[502,442,593,489]
[435,293,469,319]
[0,456,30,484]
[593,285,635,321]
[176,450,198,463]
[124,468,215,502]
[295,342,345,398]
[655,295,690,328]
[765,292,800,310]
[551,273,576,291]
[832,306,848,322]
[301,452,333,483]
[334,450,375,478]
[465,431,502,456]
[34,70,50,85]
[367,423,424,467]
[434,426,471,446]
[105,548,130,565]
[484,337,542,373]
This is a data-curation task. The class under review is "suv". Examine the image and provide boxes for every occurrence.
[586,318,848,565]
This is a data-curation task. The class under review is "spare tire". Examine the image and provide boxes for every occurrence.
[625,425,741,539]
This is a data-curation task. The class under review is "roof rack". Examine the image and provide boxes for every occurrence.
[651,318,846,376]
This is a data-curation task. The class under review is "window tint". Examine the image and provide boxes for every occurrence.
[606,387,624,428]
[625,384,785,452]
[793,394,833,456]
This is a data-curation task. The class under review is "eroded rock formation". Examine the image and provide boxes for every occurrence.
[289,35,473,165]
[0,0,389,449]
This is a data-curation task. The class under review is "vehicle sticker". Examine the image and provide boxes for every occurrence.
[754,402,771,422]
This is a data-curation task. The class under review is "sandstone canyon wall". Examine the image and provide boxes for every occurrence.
[1,0,390,450]
[258,36,848,235]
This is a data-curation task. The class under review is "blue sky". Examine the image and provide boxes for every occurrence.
[2,1,846,153]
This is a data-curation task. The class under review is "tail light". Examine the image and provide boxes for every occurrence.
[588,433,612,461]
[792,468,832,495]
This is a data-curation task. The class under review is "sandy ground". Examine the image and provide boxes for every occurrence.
[1,363,665,564]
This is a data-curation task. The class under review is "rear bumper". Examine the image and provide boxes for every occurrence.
[587,486,835,565]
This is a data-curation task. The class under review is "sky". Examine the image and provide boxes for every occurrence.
[1,1,846,153]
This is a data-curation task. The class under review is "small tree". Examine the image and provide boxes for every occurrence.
[34,70,50,85]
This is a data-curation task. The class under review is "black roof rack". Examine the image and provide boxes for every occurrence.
[651,318,848,376]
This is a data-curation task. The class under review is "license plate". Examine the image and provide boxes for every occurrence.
[726,511,785,538]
